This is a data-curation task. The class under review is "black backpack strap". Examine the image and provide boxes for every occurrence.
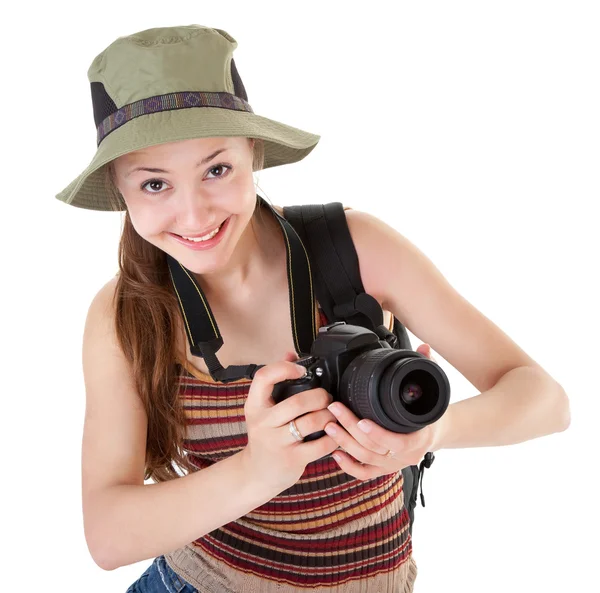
[283,201,426,537]
[283,203,384,332]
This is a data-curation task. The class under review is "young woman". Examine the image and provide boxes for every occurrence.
[56,24,570,593]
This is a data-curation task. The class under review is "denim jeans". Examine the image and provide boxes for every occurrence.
[125,555,198,592]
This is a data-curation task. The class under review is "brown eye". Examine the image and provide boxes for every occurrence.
[206,164,232,180]
[141,179,167,194]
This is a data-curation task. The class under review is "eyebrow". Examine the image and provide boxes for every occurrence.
[125,148,229,177]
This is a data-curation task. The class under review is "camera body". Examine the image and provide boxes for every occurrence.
[272,322,450,441]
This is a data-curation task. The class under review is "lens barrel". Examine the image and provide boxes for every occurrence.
[339,349,450,433]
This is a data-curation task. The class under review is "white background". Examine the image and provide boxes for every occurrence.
[2,2,598,592]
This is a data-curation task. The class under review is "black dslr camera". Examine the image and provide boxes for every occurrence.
[272,322,450,441]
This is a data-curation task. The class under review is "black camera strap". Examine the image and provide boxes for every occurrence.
[166,195,317,383]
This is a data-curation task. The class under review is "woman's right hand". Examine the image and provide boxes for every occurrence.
[240,352,339,494]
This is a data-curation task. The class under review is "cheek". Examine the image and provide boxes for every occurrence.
[220,174,255,207]
[128,204,172,240]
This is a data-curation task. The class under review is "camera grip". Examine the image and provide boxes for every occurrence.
[271,371,320,404]
[271,372,327,442]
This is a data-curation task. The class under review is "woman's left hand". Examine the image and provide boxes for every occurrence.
[324,343,442,480]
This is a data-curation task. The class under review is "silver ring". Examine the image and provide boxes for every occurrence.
[289,419,304,442]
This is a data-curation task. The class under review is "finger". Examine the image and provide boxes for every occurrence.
[324,421,388,467]
[326,403,389,455]
[270,388,333,427]
[292,408,337,439]
[246,361,307,412]
[416,343,436,362]
[416,343,428,356]
[283,351,300,362]
[331,450,383,481]
[353,416,416,457]
[297,433,339,464]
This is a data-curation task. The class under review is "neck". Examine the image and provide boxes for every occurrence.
[193,203,285,302]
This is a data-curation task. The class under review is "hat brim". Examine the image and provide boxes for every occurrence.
[55,107,320,211]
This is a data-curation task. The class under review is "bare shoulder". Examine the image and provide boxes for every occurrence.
[343,208,399,307]
[85,275,119,329]
[343,208,541,393]
[343,207,450,317]
[82,273,144,415]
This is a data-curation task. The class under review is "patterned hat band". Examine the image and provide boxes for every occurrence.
[96,90,254,146]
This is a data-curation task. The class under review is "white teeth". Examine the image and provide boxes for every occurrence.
[182,221,223,242]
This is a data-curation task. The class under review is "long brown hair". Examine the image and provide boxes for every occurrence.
[103,138,266,483]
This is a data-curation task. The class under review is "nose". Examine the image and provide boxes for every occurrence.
[175,191,217,231]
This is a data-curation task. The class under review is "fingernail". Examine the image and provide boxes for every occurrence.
[357,419,372,433]
[324,423,337,436]
[328,403,341,417]
[296,365,308,376]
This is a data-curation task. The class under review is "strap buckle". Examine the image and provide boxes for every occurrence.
[418,452,435,507]
[332,292,383,329]
[374,325,398,348]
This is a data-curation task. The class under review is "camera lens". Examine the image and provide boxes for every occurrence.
[339,349,450,433]
[388,367,441,417]
[400,378,423,405]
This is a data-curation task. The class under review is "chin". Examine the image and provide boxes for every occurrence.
[179,255,228,276]
[165,237,234,275]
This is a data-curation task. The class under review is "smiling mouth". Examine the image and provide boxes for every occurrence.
[173,218,229,242]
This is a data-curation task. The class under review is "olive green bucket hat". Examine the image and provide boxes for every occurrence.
[55,24,321,211]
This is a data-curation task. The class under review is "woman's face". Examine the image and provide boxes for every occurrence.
[112,136,257,275]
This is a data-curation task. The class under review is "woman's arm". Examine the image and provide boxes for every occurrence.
[82,279,278,571]
[86,451,273,571]
[430,363,569,450]
[344,209,570,442]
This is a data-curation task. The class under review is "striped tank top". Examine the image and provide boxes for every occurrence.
[164,305,418,592]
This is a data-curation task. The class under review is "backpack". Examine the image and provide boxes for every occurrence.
[282,201,435,537]
[166,196,435,536]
